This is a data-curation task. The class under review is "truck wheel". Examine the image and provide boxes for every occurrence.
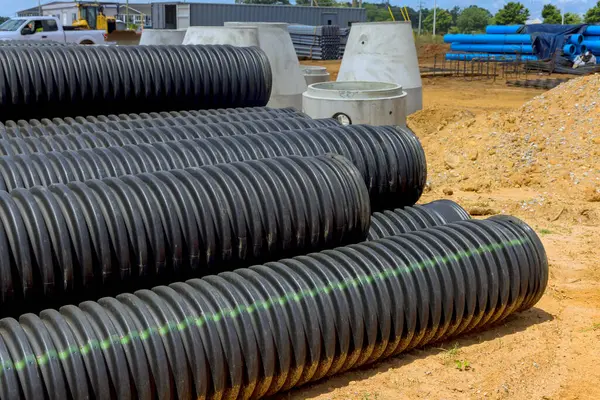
[80,40,94,45]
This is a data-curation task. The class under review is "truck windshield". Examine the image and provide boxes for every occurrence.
[0,19,26,31]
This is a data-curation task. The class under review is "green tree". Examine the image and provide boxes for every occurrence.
[456,6,492,33]
[423,9,453,34]
[494,2,530,25]
[449,6,461,25]
[541,4,562,24]
[585,1,600,23]
[362,3,420,27]
[364,3,393,21]
[564,12,583,24]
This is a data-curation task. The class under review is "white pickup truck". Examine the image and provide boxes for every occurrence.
[0,16,106,44]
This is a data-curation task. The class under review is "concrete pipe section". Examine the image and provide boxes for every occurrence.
[302,65,331,86]
[139,29,187,45]
[337,21,423,115]
[183,26,260,46]
[224,22,307,110]
[302,81,407,127]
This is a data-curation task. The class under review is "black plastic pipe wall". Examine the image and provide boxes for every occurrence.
[0,216,548,399]
[0,124,425,209]
[0,117,339,149]
[2,110,311,138]
[368,200,472,240]
[0,107,302,132]
[0,155,370,316]
[0,45,272,121]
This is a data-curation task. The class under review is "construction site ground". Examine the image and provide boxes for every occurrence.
[288,56,600,399]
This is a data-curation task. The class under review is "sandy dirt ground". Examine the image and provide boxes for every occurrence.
[285,61,600,399]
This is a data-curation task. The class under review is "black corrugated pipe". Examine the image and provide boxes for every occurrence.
[368,200,471,240]
[0,155,370,316]
[2,110,311,138]
[0,45,272,121]
[0,124,425,209]
[0,216,548,399]
[0,117,340,151]
[0,107,301,133]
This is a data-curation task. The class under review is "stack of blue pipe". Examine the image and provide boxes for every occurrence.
[444,25,538,62]
[582,25,600,56]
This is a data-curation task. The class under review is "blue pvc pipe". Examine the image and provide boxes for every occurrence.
[486,25,523,34]
[445,53,538,61]
[450,43,534,54]
[583,36,600,41]
[582,41,600,51]
[443,33,531,44]
[563,44,576,55]
[569,34,584,45]
[578,44,588,54]
[584,26,600,35]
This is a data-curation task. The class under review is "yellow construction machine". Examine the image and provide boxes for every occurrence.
[72,3,117,33]
[72,2,141,44]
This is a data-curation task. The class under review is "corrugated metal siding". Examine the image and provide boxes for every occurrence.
[152,3,165,29]
[185,3,366,28]
[176,3,190,29]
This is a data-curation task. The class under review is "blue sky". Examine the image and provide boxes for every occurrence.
[0,0,596,20]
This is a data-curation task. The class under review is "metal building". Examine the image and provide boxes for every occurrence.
[151,2,366,30]
[16,1,152,27]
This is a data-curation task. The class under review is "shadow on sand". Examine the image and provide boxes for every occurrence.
[269,307,554,399]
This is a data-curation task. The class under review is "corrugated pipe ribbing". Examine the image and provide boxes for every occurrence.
[0,216,548,399]
[1,109,311,138]
[0,155,371,316]
[0,118,340,152]
[0,107,302,132]
[0,45,273,121]
[0,124,426,210]
[367,200,471,240]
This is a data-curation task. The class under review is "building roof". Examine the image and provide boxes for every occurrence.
[16,1,152,16]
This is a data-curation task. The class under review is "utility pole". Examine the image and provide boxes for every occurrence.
[418,0,422,36]
[126,0,130,29]
[38,0,42,15]
[432,0,437,37]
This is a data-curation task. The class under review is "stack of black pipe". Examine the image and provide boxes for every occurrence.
[0,45,273,121]
[0,114,426,210]
[0,43,549,399]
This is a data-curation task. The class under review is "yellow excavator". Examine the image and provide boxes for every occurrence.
[72,2,140,44]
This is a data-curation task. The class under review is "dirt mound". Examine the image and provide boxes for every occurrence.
[417,43,449,59]
[413,74,600,202]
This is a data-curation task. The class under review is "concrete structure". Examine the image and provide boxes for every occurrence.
[183,26,259,46]
[302,81,407,127]
[302,66,331,86]
[337,21,423,115]
[223,22,306,110]
[139,28,185,45]
[151,3,366,30]
[16,1,151,27]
